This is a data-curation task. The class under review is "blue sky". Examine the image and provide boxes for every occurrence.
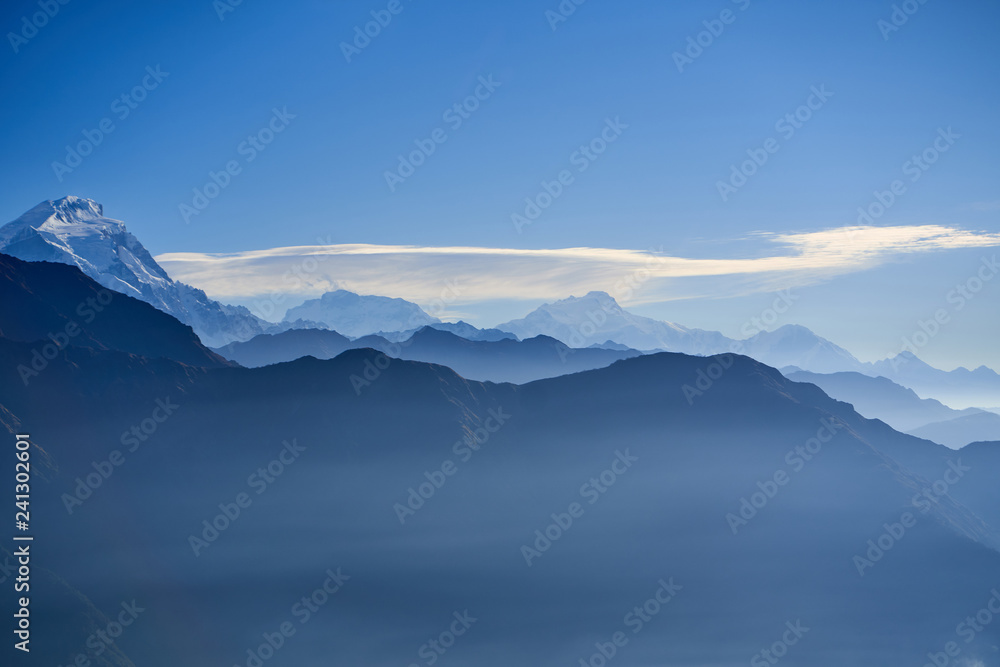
[1,0,998,369]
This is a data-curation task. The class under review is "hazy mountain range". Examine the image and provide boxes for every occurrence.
[282,289,441,337]
[3,196,999,408]
[0,197,1000,392]
[787,370,1000,448]
[2,252,999,665]
[494,289,733,355]
[214,325,640,384]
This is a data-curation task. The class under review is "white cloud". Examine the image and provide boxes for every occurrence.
[155,225,1000,313]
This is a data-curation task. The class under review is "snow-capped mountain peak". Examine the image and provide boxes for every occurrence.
[282,289,441,338]
[738,324,864,374]
[0,197,317,346]
[0,196,173,299]
[495,291,734,354]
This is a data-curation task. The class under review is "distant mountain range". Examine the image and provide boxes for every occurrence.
[909,412,1000,449]
[495,290,733,354]
[858,352,1000,410]
[4,197,998,409]
[377,320,517,343]
[739,324,863,374]
[494,292,1000,408]
[782,352,1000,411]
[282,289,440,337]
[215,326,639,384]
[787,370,1000,448]
[3,247,1000,664]
[3,254,1000,663]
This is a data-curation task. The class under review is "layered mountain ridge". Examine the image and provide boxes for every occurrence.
[4,197,999,410]
[2,246,1000,664]
[0,197,318,347]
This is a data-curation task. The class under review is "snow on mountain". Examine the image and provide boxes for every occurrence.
[0,197,315,347]
[494,291,735,355]
[7,198,993,405]
[738,324,865,374]
[282,289,441,338]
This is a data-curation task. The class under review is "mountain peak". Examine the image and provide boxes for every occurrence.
[18,195,106,224]
[0,198,302,347]
[0,197,166,286]
[496,290,734,354]
[2,196,120,240]
[283,289,440,338]
[762,324,820,338]
[553,290,621,308]
[39,195,104,219]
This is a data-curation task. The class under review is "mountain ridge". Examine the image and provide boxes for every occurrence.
[0,197,319,347]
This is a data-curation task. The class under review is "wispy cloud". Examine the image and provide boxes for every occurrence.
[155,225,1000,312]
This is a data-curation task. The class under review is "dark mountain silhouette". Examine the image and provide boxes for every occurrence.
[213,327,356,367]
[377,320,517,342]
[0,253,230,370]
[2,325,999,664]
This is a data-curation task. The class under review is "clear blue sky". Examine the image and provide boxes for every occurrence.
[1,0,998,369]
